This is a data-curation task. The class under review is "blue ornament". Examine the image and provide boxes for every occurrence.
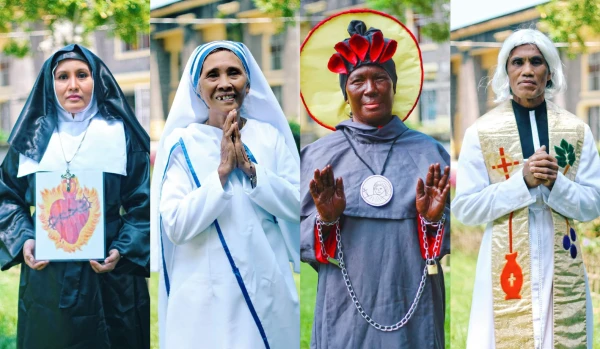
[562,235,571,250]
[570,244,577,259]
[570,227,577,241]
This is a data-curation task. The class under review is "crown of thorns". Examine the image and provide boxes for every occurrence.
[327,31,398,74]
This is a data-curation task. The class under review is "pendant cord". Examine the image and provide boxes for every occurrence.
[57,125,90,169]
[341,129,400,176]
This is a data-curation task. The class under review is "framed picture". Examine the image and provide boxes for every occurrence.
[35,170,105,261]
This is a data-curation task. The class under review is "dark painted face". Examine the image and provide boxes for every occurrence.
[507,44,551,108]
[345,65,394,127]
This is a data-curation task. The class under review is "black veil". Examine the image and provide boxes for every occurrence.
[8,44,149,162]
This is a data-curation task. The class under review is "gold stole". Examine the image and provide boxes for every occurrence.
[476,100,587,349]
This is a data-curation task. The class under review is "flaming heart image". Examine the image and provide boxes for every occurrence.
[38,176,101,253]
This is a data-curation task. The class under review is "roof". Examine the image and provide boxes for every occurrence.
[451,0,548,30]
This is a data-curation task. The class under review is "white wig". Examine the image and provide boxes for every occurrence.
[491,29,565,103]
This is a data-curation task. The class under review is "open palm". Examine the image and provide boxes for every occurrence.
[309,165,346,222]
[416,163,450,222]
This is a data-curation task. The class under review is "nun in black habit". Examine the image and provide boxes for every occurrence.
[0,44,150,348]
[300,14,450,349]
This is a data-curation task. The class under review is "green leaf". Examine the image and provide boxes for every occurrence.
[568,152,576,165]
[557,159,568,168]
[555,146,566,156]
[560,139,569,150]
[568,143,574,153]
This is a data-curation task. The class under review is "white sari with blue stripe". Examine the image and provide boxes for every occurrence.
[158,119,299,349]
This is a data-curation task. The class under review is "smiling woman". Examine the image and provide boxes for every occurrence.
[299,10,450,349]
[345,65,395,127]
[197,49,250,114]
[151,41,300,349]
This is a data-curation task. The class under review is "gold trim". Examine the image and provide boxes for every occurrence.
[476,101,587,348]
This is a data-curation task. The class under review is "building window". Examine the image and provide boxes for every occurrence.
[420,89,437,123]
[270,33,284,71]
[123,86,150,133]
[121,33,150,52]
[271,85,283,109]
[135,85,151,133]
[0,57,9,87]
[0,102,10,134]
[589,106,600,140]
[589,52,600,91]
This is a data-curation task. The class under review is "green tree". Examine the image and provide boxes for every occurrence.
[538,0,600,56]
[0,0,149,57]
[366,0,449,42]
[252,0,299,19]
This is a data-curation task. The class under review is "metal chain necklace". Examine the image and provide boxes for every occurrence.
[317,215,445,331]
[341,129,400,207]
[56,125,90,192]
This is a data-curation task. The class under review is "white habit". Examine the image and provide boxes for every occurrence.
[158,119,300,349]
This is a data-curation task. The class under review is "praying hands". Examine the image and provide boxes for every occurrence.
[217,109,255,187]
[523,145,558,189]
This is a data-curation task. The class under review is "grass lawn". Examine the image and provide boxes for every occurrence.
[300,263,316,349]
[300,259,451,349]
[449,250,477,348]
[450,248,600,349]
[0,266,19,349]
[150,273,159,349]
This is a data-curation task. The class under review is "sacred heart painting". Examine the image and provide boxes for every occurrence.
[35,171,105,261]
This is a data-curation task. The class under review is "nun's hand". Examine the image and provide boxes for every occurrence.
[232,119,254,178]
[416,163,449,222]
[90,249,120,274]
[218,110,238,187]
[23,239,49,270]
[310,165,346,224]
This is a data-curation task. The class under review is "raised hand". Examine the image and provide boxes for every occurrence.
[527,145,559,189]
[309,165,346,223]
[217,109,238,187]
[23,239,49,270]
[416,163,450,222]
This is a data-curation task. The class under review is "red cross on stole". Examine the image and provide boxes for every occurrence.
[491,147,520,180]
[490,147,524,300]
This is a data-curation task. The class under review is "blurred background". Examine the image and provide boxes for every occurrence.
[451,0,600,347]
[0,1,150,347]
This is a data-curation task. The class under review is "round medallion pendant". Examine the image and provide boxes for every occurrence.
[360,175,393,207]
